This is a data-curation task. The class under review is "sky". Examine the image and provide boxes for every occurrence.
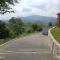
[0,0,60,20]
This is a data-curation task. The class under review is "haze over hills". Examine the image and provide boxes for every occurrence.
[21,15,57,24]
[1,15,57,25]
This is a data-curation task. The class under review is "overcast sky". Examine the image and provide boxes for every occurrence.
[0,0,60,20]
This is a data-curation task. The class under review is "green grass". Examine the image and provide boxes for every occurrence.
[51,27,60,43]
[0,39,10,45]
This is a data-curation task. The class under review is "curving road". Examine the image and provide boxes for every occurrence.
[0,33,57,60]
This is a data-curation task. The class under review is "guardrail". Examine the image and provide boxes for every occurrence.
[48,27,60,59]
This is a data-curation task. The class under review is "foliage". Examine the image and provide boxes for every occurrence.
[0,0,18,14]
[31,23,43,32]
[0,20,10,39]
[9,17,24,37]
[0,17,43,40]
[31,23,38,31]
[37,24,43,31]
[9,17,23,24]
[48,22,53,27]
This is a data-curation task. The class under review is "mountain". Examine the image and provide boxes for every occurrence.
[21,15,57,24]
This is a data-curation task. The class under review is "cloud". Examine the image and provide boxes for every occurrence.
[0,0,60,20]
[10,0,60,17]
[29,3,48,10]
[22,8,32,12]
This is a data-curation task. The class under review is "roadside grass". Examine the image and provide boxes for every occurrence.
[51,27,60,43]
[0,39,10,45]
[0,32,35,45]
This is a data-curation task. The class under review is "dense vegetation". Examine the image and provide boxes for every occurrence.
[0,20,10,39]
[51,27,60,43]
[0,17,43,41]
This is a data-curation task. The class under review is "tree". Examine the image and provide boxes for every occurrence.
[0,0,18,14]
[48,22,53,27]
[37,24,43,31]
[9,17,23,25]
[0,20,10,39]
[9,17,24,36]
[31,24,38,32]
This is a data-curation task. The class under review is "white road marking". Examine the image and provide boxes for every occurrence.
[10,51,51,54]
[6,51,13,53]
[0,51,51,54]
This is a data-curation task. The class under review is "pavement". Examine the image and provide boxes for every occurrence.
[0,33,57,60]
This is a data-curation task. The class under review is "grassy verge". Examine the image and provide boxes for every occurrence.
[51,27,60,43]
[0,39,10,45]
[0,32,33,45]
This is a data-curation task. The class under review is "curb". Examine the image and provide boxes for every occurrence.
[0,38,16,47]
[48,27,60,48]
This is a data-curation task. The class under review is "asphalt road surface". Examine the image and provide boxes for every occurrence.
[0,33,57,60]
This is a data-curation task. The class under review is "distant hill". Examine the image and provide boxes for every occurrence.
[21,15,57,24]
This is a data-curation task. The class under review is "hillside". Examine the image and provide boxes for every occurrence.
[21,15,57,24]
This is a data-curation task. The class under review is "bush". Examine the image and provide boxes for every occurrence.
[0,21,10,39]
[31,23,43,32]
[48,22,53,27]
[31,24,38,32]
[9,17,24,36]
[27,29,33,33]
[37,27,42,32]
[9,31,16,38]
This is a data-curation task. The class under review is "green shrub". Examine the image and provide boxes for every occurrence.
[0,21,10,39]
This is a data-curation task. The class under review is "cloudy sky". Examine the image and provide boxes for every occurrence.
[0,0,60,20]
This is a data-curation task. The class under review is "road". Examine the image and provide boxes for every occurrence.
[0,33,57,60]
